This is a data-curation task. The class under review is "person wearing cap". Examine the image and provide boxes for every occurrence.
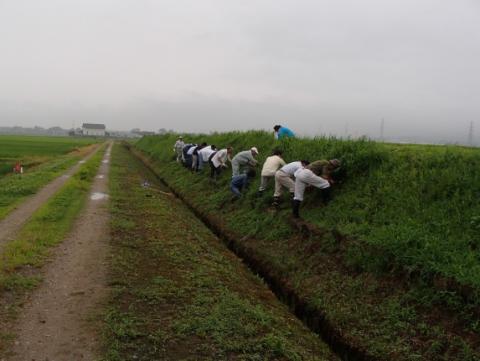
[173,136,185,163]
[231,147,259,177]
[292,159,341,218]
[210,147,233,180]
[273,125,295,139]
[231,168,256,198]
[257,149,286,196]
[272,160,310,206]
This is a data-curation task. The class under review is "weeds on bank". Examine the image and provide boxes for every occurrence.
[135,133,480,360]
[137,132,480,292]
[103,144,337,361]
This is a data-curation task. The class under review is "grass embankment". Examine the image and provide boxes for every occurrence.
[135,133,480,360]
[103,143,338,360]
[0,144,106,351]
[0,135,98,220]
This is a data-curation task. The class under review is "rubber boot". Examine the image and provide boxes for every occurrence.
[272,196,280,207]
[292,200,301,218]
[321,187,332,203]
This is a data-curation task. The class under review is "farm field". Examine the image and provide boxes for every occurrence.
[0,135,98,220]
[0,135,95,176]
[135,132,480,360]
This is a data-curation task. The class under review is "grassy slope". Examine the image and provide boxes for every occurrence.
[135,133,480,360]
[0,144,105,352]
[0,137,98,220]
[104,143,338,360]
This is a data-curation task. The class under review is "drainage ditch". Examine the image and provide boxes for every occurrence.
[127,144,378,361]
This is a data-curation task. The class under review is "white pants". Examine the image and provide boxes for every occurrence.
[294,169,330,201]
[274,170,295,197]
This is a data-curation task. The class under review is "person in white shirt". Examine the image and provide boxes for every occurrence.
[257,150,286,196]
[191,142,207,172]
[210,147,233,179]
[197,145,217,171]
[173,136,185,163]
[272,160,310,206]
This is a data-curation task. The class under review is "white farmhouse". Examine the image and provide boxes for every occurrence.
[82,123,106,137]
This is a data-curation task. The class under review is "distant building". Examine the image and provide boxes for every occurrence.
[82,123,106,137]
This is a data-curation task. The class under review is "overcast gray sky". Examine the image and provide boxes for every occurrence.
[0,0,479,139]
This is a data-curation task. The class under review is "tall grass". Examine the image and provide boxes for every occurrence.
[137,132,480,290]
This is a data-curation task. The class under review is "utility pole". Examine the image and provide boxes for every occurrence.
[380,118,385,141]
[468,121,474,146]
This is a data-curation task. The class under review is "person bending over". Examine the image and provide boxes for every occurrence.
[257,149,286,196]
[231,147,259,177]
[231,168,256,198]
[273,125,295,139]
[272,160,309,206]
[210,147,233,180]
[292,159,341,218]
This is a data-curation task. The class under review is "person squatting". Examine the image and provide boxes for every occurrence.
[172,127,341,218]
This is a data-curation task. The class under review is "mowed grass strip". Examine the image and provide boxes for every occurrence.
[0,144,106,291]
[103,143,337,361]
[0,137,98,220]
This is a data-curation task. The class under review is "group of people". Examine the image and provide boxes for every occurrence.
[172,125,340,218]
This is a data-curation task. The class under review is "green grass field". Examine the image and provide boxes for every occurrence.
[0,135,98,220]
[104,143,337,360]
[0,135,96,176]
[135,132,480,360]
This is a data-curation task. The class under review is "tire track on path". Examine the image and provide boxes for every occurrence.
[0,144,101,250]
[5,143,112,361]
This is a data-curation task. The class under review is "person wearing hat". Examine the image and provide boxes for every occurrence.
[257,149,286,196]
[231,147,259,177]
[173,136,185,163]
[292,159,341,218]
[273,125,295,139]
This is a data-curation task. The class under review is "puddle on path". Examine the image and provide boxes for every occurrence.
[90,192,109,200]
[102,159,109,164]
[79,160,86,164]
[96,175,105,179]
[61,175,71,179]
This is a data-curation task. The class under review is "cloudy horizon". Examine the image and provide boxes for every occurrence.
[1,0,479,141]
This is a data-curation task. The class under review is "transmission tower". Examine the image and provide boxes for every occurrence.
[468,121,474,146]
[380,118,385,141]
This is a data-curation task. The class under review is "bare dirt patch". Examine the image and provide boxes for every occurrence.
[5,144,112,361]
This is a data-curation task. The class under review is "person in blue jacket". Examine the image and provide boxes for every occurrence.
[231,168,256,198]
[274,125,295,139]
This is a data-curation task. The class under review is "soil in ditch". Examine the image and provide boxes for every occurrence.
[103,143,339,360]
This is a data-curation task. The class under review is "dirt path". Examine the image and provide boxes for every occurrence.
[0,145,100,249]
[6,143,112,361]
